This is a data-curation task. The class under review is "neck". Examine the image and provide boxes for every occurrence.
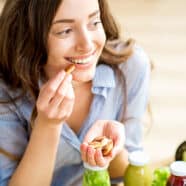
[72,80,92,90]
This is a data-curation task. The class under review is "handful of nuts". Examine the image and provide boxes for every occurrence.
[88,136,113,156]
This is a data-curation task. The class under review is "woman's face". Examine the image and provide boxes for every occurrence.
[46,0,106,82]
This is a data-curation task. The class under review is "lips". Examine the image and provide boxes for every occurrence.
[65,50,96,65]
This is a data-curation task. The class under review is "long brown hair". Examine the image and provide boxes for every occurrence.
[0,0,133,101]
[0,0,134,160]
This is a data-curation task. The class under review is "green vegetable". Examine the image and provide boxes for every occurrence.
[82,169,110,186]
[152,167,170,186]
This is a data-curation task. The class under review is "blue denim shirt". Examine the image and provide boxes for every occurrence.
[0,45,150,186]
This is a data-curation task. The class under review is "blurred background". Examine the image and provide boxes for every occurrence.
[107,0,186,168]
[0,0,186,169]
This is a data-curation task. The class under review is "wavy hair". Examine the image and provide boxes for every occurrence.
[0,0,134,160]
[0,0,133,101]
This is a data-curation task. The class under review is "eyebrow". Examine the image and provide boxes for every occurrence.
[53,10,100,24]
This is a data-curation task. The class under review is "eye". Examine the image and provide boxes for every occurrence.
[88,19,102,30]
[56,28,73,37]
[93,20,102,26]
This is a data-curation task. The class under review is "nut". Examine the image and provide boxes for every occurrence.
[102,139,113,156]
[65,64,75,74]
[89,136,113,156]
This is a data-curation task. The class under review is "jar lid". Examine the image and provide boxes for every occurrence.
[83,162,109,171]
[129,151,150,166]
[170,161,186,177]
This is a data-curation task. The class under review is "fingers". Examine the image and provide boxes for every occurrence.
[80,143,111,167]
[94,148,107,167]
[81,120,125,167]
[80,143,87,162]
[87,146,97,166]
[81,143,97,166]
[83,120,106,143]
[49,74,72,108]
[36,69,75,124]
[38,70,66,106]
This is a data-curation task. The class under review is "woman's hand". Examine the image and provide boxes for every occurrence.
[35,70,75,128]
[80,120,125,167]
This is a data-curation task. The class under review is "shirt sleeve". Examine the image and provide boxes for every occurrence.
[119,45,151,152]
[0,90,28,185]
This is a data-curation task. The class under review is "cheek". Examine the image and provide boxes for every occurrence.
[96,29,106,49]
[47,37,71,60]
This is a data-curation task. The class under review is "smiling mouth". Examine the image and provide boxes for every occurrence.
[65,51,95,65]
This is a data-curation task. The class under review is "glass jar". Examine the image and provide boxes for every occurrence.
[82,162,110,186]
[175,141,186,161]
[124,151,153,186]
[166,161,186,186]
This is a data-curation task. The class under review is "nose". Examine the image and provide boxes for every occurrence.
[75,28,94,53]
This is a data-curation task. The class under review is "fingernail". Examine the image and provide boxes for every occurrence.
[68,90,74,99]
[83,142,88,146]
[67,74,72,82]
[58,70,65,79]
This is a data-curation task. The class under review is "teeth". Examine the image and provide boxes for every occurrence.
[69,55,93,64]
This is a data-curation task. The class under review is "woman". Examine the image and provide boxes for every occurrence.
[0,0,150,185]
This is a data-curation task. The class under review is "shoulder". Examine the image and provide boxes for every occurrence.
[119,44,151,77]
[0,79,23,100]
[0,79,25,117]
[0,79,10,99]
[118,44,151,100]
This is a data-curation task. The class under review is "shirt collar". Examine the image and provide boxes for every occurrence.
[38,64,116,97]
[92,64,116,88]
[91,64,116,98]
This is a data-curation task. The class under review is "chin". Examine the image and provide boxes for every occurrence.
[73,68,96,82]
